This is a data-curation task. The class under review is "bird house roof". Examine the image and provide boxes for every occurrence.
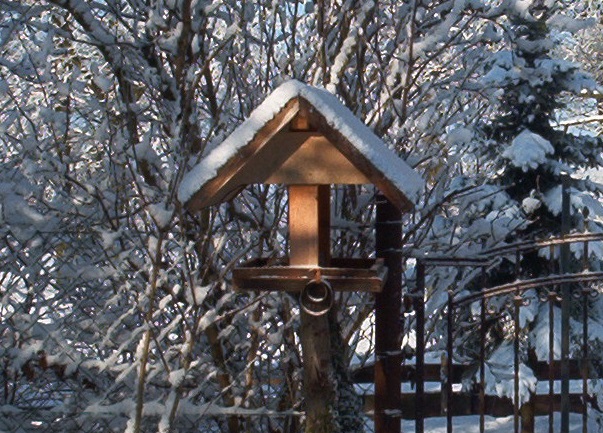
[178,80,424,211]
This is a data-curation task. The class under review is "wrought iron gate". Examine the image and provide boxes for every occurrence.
[412,233,603,433]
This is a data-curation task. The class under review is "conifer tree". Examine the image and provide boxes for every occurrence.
[453,2,603,404]
[478,4,603,246]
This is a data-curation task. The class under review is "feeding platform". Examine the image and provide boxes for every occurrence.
[233,257,387,293]
[178,79,423,304]
[178,80,422,212]
[178,79,422,307]
[178,79,424,432]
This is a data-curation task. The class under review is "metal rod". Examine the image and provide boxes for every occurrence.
[453,272,603,306]
[560,178,571,433]
[481,232,603,257]
[447,291,454,433]
[415,233,603,268]
[415,262,425,433]
[582,289,588,433]
[479,269,486,433]
[549,291,556,433]
[514,294,521,433]
[514,252,521,433]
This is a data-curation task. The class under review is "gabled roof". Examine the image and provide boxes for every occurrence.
[178,80,424,211]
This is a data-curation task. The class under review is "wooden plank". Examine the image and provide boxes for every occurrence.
[317,185,331,267]
[232,259,387,292]
[289,185,337,432]
[302,99,414,211]
[236,257,385,272]
[265,136,370,184]
[352,360,598,384]
[233,274,384,292]
[362,392,588,420]
[531,359,593,381]
[289,185,330,266]
[222,130,315,187]
[352,363,466,384]
[233,268,385,280]
[289,108,312,131]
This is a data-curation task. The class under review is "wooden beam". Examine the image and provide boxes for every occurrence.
[302,99,414,211]
[289,185,330,266]
[265,136,370,185]
[233,276,383,292]
[317,184,331,267]
[232,258,386,293]
[374,195,403,433]
[289,106,313,131]
[289,184,337,433]
[362,392,589,420]
[352,362,467,384]
[352,359,599,384]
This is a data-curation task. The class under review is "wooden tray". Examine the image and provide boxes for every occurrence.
[233,258,387,293]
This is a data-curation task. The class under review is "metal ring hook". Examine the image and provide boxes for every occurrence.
[300,277,333,317]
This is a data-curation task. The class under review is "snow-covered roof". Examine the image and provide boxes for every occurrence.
[178,80,424,210]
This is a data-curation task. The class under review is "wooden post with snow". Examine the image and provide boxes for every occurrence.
[178,80,423,433]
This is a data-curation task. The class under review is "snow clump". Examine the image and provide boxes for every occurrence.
[502,129,554,172]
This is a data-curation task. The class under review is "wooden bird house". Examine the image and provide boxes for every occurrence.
[178,80,423,307]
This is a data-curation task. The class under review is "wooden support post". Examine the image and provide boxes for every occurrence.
[520,395,536,433]
[375,194,403,433]
[289,185,331,266]
[289,185,336,433]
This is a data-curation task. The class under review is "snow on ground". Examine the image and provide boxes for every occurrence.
[401,413,599,433]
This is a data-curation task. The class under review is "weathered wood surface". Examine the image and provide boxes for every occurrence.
[289,185,330,266]
[232,258,387,292]
[374,196,403,433]
[289,184,337,433]
[265,135,370,185]
[355,358,598,433]
[301,98,414,211]
[185,93,421,211]
[352,359,598,384]
[362,392,590,420]
[186,98,300,209]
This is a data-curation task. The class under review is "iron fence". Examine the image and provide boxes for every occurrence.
[413,233,603,433]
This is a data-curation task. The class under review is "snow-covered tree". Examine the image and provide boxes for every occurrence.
[414,1,603,414]
[1,1,602,432]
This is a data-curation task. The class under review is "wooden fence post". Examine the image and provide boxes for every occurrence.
[375,194,403,433]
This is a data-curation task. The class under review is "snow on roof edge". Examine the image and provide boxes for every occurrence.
[295,84,424,204]
[178,80,424,206]
[178,80,303,204]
